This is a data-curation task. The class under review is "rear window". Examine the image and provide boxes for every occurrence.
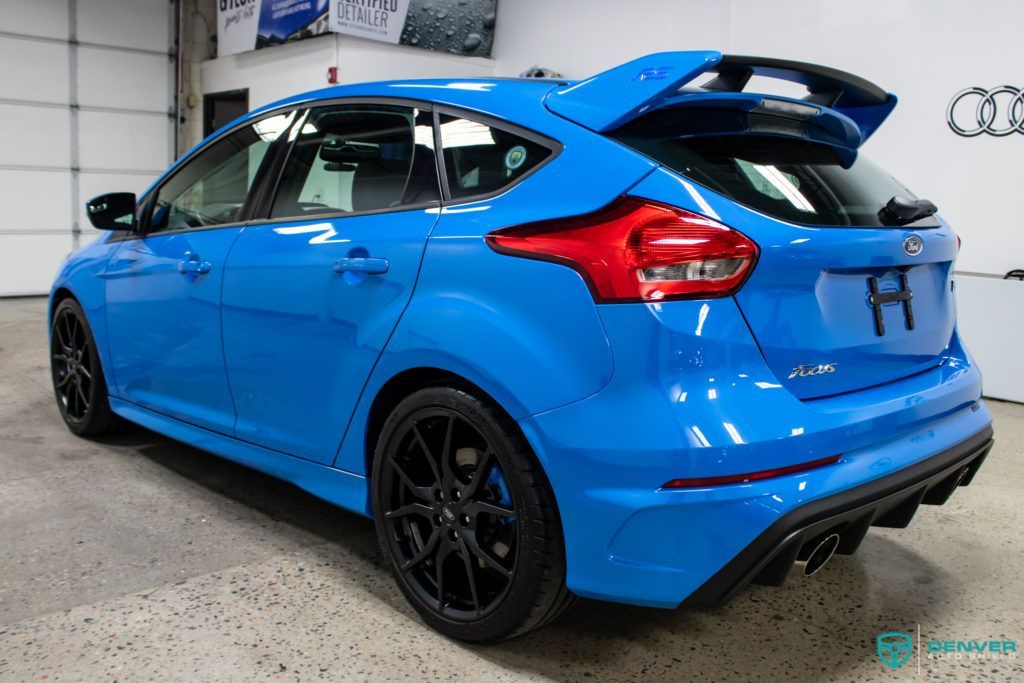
[610,110,938,228]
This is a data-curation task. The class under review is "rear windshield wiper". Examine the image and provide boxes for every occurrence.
[879,196,938,226]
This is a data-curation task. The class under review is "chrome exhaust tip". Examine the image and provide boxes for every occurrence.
[802,533,841,577]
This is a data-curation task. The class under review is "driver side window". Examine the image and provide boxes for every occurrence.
[148,111,295,233]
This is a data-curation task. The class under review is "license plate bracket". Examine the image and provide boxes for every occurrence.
[867,271,915,336]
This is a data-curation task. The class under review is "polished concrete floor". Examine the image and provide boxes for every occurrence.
[1,295,1021,682]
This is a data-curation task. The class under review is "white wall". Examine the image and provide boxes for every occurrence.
[492,0,731,80]
[201,34,337,113]
[955,275,1024,403]
[199,32,496,119]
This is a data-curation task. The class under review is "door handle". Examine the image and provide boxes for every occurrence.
[178,251,211,275]
[333,257,389,275]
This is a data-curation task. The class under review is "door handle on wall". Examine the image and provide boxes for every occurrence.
[333,257,389,275]
[178,251,212,275]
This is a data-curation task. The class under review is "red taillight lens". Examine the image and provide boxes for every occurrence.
[661,455,840,489]
[486,197,759,302]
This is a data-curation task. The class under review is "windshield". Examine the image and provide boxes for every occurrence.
[611,115,938,228]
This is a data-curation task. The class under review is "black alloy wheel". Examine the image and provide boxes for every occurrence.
[380,406,517,619]
[50,299,118,436]
[372,386,575,642]
[52,305,93,422]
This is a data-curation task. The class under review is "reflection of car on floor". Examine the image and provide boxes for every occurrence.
[50,51,993,642]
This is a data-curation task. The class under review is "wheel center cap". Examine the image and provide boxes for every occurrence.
[441,504,456,524]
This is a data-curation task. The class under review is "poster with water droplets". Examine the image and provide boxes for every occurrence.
[332,0,497,57]
[218,0,497,58]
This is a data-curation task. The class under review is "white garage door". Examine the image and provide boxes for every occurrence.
[0,0,175,296]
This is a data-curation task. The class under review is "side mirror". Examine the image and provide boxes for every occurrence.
[86,192,136,231]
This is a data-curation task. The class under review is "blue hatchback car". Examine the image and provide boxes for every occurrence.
[51,52,993,642]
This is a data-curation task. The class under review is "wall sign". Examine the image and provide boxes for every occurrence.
[218,0,497,58]
[217,0,261,57]
[331,0,409,44]
[947,86,1024,137]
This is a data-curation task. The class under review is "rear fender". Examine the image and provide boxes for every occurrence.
[332,239,615,476]
[333,121,658,476]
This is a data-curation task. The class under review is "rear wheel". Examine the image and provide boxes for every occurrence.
[372,385,575,642]
[50,299,118,437]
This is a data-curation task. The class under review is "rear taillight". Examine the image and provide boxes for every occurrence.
[486,197,759,302]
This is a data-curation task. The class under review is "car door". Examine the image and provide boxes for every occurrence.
[104,110,297,434]
[221,102,441,463]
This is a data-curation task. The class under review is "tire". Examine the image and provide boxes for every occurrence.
[371,385,576,642]
[50,298,119,437]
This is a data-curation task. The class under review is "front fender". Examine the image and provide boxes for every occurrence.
[49,236,121,395]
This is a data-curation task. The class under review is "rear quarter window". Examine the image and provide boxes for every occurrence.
[610,109,938,228]
[438,114,553,200]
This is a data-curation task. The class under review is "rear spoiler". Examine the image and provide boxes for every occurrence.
[545,51,896,145]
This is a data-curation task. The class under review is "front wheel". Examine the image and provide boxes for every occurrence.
[371,385,575,642]
[50,298,118,437]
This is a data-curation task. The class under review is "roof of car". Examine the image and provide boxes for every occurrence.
[238,50,895,148]
[249,77,567,127]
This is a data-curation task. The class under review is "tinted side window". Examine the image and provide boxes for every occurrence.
[438,114,552,200]
[270,104,438,219]
[149,112,295,232]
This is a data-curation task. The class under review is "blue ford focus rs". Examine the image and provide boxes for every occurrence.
[50,52,993,641]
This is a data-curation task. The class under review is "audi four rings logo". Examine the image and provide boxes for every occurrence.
[947,86,1024,136]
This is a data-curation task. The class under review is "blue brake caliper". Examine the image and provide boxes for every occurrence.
[486,467,514,525]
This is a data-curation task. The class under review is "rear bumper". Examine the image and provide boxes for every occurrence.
[518,297,991,608]
[522,397,992,608]
[683,424,993,606]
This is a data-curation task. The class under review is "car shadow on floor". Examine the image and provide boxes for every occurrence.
[96,422,382,560]
[99,422,954,683]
